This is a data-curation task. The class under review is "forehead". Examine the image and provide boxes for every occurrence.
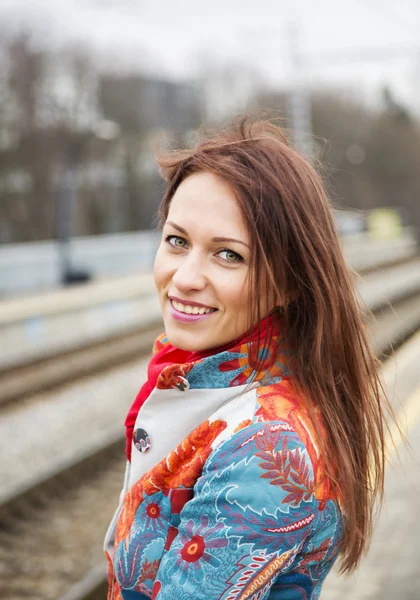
[167,171,248,238]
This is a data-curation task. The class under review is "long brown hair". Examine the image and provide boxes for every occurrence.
[155,114,395,573]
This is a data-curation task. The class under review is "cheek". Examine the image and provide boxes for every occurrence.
[221,274,249,314]
[153,246,170,291]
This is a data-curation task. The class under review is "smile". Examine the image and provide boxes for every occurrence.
[171,300,215,315]
[169,299,217,323]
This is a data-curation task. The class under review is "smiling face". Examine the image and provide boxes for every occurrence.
[154,171,266,352]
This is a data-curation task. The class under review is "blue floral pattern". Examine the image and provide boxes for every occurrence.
[166,515,228,585]
[106,334,343,600]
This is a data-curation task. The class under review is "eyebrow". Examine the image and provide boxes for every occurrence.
[165,220,249,248]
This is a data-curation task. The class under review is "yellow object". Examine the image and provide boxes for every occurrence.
[367,208,402,240]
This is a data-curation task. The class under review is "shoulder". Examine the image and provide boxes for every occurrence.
[201,388,340,536]
[255,379,326,459]
[255,378,310,424]
[253,379,339,507]
[200,415,341,550]
[206,379,337,505]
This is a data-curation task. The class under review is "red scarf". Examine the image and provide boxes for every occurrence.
[124,313,280,460]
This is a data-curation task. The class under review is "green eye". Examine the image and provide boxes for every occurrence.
[218,249,243,263]
[165,235,187,248]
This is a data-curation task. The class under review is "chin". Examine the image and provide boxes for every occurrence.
[164,326,207,352]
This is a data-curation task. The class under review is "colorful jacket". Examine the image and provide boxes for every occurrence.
[104,331,343,600]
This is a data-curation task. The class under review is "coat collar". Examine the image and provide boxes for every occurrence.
[154,313,290,391]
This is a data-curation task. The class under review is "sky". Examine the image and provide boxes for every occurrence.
[0,0,419,112]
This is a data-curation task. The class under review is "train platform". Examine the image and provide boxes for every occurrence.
[322,404,420,599]
[0,354,149,506]
[0,273,159,370]
[321,332,420,599]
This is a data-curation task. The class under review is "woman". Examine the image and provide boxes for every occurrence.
[104,116,392,599]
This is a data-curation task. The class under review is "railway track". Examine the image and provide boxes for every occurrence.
[1,258,420,600]
[0,321,163,408]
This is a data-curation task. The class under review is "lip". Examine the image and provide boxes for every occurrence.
[168,295,216,310]
[169,299,217,323]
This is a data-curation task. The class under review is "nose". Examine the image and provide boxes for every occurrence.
[171,250,207,292]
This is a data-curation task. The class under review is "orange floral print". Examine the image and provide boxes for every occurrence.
[114,483,145,546]
[234,419,253,433]
[156,363,194,389]
[152,333,169,354]
[256,381,335,506]
[218,335,288,387]
[143,419,227,494]
[115,419,227,546]
[105,549,123,600]
[137,558,160,585]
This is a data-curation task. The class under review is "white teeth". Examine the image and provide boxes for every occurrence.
[171,300,214,315]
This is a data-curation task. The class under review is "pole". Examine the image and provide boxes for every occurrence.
[286,21,313,158]
[57,164,76,284]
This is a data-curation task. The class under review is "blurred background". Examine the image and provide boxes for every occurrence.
[0,1,419,599]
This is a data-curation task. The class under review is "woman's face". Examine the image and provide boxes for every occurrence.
[154,171,266,352]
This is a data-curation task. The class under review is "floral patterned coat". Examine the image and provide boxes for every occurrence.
[104,331,343,600]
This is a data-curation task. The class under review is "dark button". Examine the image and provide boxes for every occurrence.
[133,427,151,453]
